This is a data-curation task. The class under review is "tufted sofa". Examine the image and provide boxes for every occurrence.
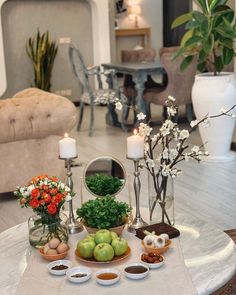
[0,88,78,193]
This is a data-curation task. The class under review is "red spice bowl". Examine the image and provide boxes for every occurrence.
[141,240,171,255]
[39,247,70,261]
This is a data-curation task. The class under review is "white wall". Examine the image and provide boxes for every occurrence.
[115,0,162,61]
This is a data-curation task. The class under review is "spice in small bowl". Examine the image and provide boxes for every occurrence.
[124,263,149,280]
[47,260,72,276]
[66,266,91,283]
[95,268,120,286]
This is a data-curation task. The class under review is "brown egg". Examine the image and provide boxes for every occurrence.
[48,238,61,249]
[46,248,58,255]
[57,243,69,254]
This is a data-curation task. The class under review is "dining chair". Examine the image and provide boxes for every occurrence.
[144,46,197,123]
[68,44,118,136]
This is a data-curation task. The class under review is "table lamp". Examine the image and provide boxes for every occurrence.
[128,5,141,28]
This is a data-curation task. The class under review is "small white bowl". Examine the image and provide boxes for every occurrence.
[95,268,120,286]
[143,259,165,269]
[124,263,149,280]
[66,266,91,283]
[47,260,72,276]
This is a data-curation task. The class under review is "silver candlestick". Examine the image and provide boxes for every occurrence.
[127,156,148,233]
[59,155,83,234]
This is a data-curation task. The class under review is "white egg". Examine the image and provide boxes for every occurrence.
[143,235,155,247]
[57,243,69,254]
[48,238,61,249]
[153,236,165,248]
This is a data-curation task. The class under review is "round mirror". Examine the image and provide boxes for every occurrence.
[84,156,126,197]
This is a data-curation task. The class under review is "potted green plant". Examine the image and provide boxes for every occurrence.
[85,173,123,197]
[172,0,236,161]
[76,195,131,234]
[26,29,58,91]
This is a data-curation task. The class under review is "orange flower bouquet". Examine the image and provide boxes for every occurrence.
[14,174,75,247]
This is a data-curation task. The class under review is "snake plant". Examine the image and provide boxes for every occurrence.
[26,30,58,91]
[172,0,236,75]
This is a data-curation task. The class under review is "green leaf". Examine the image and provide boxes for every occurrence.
[200,19,209,37]
[185,35,203,47]
[180,29,194,47]
[222,47,234,65]
[192,11,207,23]
[171,12,192,29]
[209,0,227,12]
[215,56,224,72]
[193,0,208,14]
[197,61,207,72]
[203,35,214,54]
[198,49,208,63]
[180,55,194,71]
[185,20,200,30]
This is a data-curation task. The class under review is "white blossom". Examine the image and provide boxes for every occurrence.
[137,112,146,121]
[65,186,71,192]
[205,151,209,156]
[169,148,178,161]
[190,120,199,128]
[27,184,35,193]
[161,165,170,176]
[115,102,123,111]
[160,120,174,136]
[191,145,200,154]
[179,129,190,140]
[151,134,159,142]
[220,107,228,114]
[139,123,152,136]
[65,194,72,202]
[202,118,210,128]
[162,148,169,160]
[168,95,176,102]
[146,158,155,168]
[167,106,177,117]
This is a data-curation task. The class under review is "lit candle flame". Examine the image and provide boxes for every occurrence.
[133,129,138,135]
[64,133,68,138]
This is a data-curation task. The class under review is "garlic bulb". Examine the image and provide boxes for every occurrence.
[159,233,169,242]
[143,235,155,247]
[153,236,165,248]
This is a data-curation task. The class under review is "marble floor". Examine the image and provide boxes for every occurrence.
[0,104,236,233]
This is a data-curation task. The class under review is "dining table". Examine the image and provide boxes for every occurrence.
[102,61,164,129]
[1,209,236,295]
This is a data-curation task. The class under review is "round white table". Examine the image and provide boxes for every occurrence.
[0,212,236,295]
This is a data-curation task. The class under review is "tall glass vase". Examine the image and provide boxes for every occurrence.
[28,212,69,248]
[148,173,175,225]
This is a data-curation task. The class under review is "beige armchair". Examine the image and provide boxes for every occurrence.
[0,88,78,193]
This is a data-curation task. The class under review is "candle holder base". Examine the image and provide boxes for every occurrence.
[68,219,84,234]
[127,217,148,233]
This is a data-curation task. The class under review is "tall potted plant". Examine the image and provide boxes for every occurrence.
[172,0,236,161]
[26,30,58,91]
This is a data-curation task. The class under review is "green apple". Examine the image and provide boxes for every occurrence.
[77,238,96,258]
[93,243,114,262]
[110,231,118,240]
[84,234,95,241]
[94,229,112,244]
[111,237,128,256]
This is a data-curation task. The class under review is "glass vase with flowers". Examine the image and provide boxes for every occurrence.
[135,96,236,225]
[14,174,75,248]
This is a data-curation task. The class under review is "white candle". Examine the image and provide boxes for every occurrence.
[59,133,77,158]
[127,129,144,158]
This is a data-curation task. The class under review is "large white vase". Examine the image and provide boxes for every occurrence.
[192,72,236,162]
